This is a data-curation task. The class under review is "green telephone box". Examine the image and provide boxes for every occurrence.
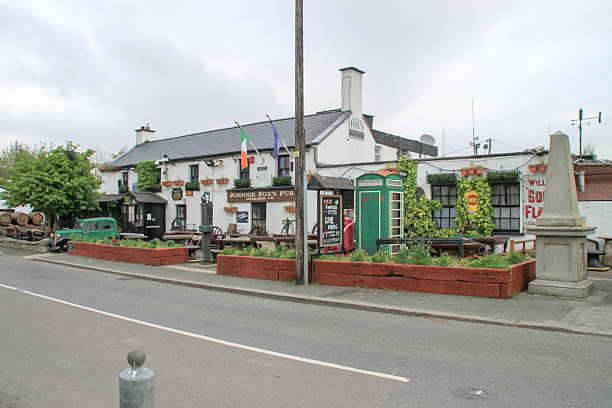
[355,172,404,255]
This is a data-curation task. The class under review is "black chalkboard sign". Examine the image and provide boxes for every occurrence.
[319,195,343,247]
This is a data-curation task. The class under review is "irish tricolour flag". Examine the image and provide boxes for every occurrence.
[240,127,249,169]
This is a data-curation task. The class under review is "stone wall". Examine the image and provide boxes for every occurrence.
[0,237,50,253]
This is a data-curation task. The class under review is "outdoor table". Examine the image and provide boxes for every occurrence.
[221,235,253,249]
[162,234,194,246]
[598,236,612,267]
[119,233,147,240]
[472,236,510,253]
[375,237,485,258]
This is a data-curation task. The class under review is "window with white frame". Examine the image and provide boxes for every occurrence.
[374,145,381,162]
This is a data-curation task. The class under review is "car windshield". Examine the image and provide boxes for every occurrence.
[74,221,83,230]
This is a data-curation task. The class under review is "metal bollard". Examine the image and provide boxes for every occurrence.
[119,350,154,408]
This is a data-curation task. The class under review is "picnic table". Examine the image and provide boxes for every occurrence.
[375,237,485,258]
[471,236,510,253]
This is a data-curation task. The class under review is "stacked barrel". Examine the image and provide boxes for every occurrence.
[0,211,46,240]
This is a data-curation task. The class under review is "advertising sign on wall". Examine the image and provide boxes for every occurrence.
[522,174,546,231]
[236,211,248,223]
[464,190,479,213]
[172,188,183,201]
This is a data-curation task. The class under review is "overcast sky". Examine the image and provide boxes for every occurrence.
[1,0,610,161]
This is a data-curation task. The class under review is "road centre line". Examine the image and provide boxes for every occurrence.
[0,283,409,383]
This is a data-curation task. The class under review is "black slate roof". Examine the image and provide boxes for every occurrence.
[372,129,438,157]
[98,191,167,204]
[109,110,350,168]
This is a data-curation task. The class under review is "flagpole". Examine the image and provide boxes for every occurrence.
[235,121,264,160]
[266,114,291,155]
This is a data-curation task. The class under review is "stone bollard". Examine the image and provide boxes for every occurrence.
[119,350,155,408]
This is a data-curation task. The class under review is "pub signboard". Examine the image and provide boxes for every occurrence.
[227,187,295,203]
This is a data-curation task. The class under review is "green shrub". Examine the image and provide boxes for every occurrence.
[272,176,292,186]
[220,246,236,255]
[234,178,251,188]
[371,249,389,263]
[432,252,454,266]
[279,248,296,259]
[347,250,370,262]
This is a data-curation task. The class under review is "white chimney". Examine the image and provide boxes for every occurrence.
[135,123,156,145]
[340,66,364,116]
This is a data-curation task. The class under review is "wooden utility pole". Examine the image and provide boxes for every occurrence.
[294,0,306,284]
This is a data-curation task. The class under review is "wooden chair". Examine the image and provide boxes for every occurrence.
[225,223,239,236]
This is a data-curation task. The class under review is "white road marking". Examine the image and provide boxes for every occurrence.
[0,283,409,383]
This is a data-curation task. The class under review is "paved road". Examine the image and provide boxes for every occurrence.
[1,255,611,407]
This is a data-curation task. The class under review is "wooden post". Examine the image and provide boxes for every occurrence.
[294,0,306,284]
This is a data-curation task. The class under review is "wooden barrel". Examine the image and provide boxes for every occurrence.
[0,212,11,226]
[11,212,28,226]
[28,212,45,226]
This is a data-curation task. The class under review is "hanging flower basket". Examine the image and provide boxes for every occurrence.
[201,179,213,185]
[460,169,469,176]
[529,165,538,173]
[476,167,484,175]
[174,180,184,186]
[468,168,476,175]
[538,165,547,172]
[224,206,237,213]
[216,178,229,184]
[284,205,296,213]
[162,181,173,187]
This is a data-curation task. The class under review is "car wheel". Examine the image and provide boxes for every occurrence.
[59,240,69,252]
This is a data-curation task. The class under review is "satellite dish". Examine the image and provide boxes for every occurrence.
[420,134,436,145]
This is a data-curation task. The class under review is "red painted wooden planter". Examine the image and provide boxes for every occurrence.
[216,255,536,298]
[68,242,188,266]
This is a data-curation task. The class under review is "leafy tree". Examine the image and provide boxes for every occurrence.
[0,142,101,230]
[0,141,46,183]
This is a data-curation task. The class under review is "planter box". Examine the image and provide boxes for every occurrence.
[216,255,536,298]
[68,242,188,266]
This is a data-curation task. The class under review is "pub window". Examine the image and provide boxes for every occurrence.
[156,168,161,184]
[278,155,291,177]
[431,184,457,229]
[374,145,381,162]
[121,171,129,186]
[175,204,186,231]
[491,183,520,232]
[252,202,266,229]
[239,163,250,180]
[189,164,199,183]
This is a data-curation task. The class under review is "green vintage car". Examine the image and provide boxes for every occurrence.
[50,217,119,252]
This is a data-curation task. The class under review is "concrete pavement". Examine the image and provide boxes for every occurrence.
[9,249,612,338]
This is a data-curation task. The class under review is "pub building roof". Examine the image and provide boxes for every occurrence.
[104,112,437,170]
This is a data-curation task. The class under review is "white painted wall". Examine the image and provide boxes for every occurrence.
[579,201,612,238]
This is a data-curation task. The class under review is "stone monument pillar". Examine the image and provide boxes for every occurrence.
[527,131,595,299]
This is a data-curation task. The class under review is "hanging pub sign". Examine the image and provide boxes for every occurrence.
[319,195,343,247]
[464,190,479,213]
[172,188,183,201]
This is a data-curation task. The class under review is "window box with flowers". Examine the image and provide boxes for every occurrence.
[185,181,200,191]
[234,178,251,188]
[273,176,292,186]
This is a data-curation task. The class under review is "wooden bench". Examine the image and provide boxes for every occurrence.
[507,238,535,253]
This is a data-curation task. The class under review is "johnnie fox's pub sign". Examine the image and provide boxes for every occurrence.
[227,187,295,203]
